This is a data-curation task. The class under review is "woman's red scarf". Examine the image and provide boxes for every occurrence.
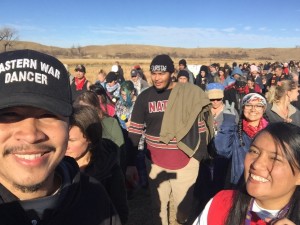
[243,118,268,139]
[75,76,86,90]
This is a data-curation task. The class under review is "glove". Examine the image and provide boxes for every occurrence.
[223,100,236,115]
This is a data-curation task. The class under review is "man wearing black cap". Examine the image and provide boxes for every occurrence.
[0,49,121,225]
[70,64,91,102]
[130,69,149,95]
[128,54,213,225]
[178,59,195,84]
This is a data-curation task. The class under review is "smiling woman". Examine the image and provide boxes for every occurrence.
[193,122,300,225]
[213,93,268,188]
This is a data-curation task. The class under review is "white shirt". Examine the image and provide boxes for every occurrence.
[192,198,280,225]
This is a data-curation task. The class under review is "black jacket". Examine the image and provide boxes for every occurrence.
[0,157,121,225]
[85,138,128,224]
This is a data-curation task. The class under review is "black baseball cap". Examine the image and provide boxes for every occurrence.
[0,49,72,116]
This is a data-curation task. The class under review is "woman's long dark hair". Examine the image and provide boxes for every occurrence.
[225,122,300,225]
[69,105,102,154]
[73,90,107,119]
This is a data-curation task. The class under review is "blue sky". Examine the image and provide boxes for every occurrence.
[2,0,300,48]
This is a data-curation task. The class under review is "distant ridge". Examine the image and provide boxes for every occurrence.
[4,41,300,62]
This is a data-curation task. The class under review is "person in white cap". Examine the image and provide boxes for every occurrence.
[250,64,264,90]
[111,61,125,84]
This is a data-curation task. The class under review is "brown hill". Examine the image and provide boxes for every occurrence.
[6,41,300,62]
[3,41,300,82]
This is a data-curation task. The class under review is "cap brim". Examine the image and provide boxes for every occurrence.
[0,93,72,117]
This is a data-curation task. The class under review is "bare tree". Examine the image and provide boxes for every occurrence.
[0,27,18,52]
[76,44,84,57]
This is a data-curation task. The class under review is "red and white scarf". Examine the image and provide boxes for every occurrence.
[243,118,268,139]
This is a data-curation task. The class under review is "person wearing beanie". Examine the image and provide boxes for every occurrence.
[70,64,91,102]
[213,93,268,188]
[105,71,121,103]
[128,54,214,225]
[177,69,190,83]
[0,49,121,225]
[250,64,264,90]
[178,58,195,84]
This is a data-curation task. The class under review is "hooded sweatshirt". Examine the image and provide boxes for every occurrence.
[0,157,121,225]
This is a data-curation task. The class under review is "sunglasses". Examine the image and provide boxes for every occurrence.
[210,98,223,102]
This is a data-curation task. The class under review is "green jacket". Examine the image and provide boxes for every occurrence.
[159,82,214,157]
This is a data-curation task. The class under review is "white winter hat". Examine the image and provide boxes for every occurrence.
[111,65,118,72]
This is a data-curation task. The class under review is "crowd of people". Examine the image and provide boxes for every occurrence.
[1,48,300,225]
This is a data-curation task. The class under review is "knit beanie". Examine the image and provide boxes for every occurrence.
[250,65,258,72]
[150,54,175,73]
[177,70,189,80]
[179,59,187,67]
[242,93,266,106]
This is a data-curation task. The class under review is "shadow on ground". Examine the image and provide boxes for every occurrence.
[126,187,180,225]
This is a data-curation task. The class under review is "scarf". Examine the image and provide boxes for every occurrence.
[243,118,268,139]
[245,198,291,225]
[75,76,86,90]
[106,83,120,95]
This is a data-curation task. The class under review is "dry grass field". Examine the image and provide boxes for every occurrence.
[60,58,152,83]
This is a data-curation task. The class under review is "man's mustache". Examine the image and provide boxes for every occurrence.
[3,144,55,156]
